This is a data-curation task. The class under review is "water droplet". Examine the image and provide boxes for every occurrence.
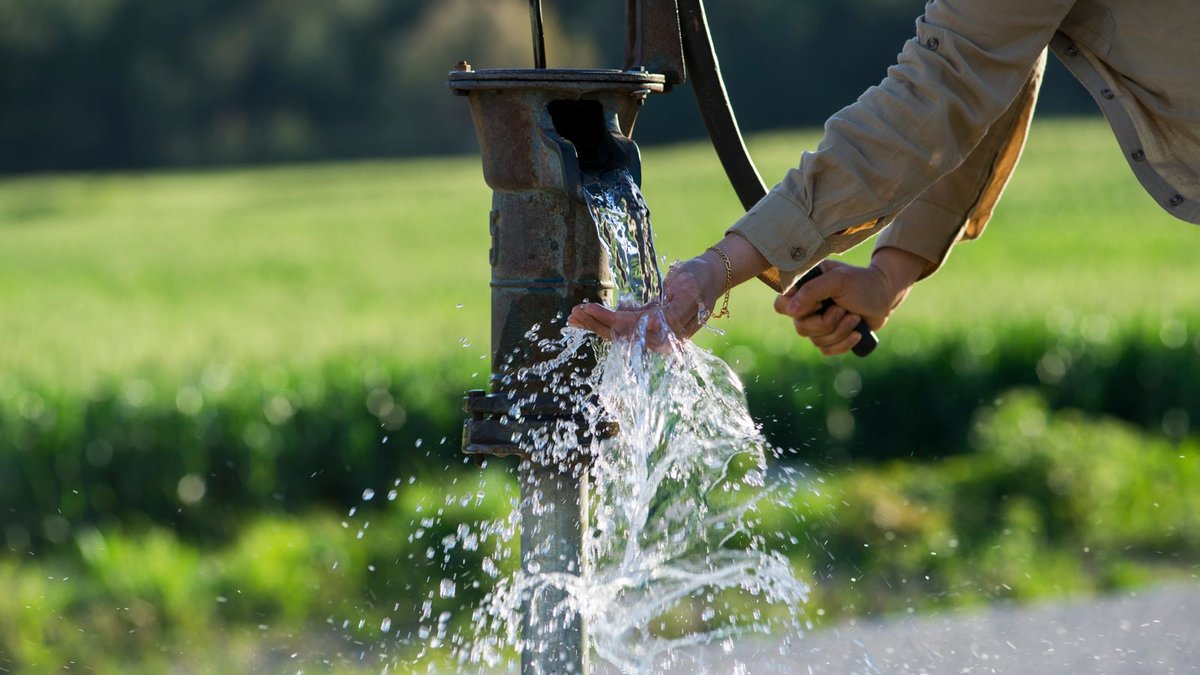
[439,579,456,598]
[362,489,376,501]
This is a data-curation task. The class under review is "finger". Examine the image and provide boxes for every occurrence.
[772,292,789,315]
[792,305,846,338]
[607,312,649,341]
[808,312,861,349]
[572,303,615,327]
[778,267,843,318]
[643,309,674,350]
[666,301,699,338]
[569,312,611,340]
[568,305,614,340]
[818,328,863,357]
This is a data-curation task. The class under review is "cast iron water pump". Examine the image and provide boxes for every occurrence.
[448,1,821,672]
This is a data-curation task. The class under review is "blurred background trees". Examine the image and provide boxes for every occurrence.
[0,0,1093,173]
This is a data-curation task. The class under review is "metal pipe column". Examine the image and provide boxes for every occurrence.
[518,463,588,673]
[451,67,665,675]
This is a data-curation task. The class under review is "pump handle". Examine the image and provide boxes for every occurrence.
[529,0,547,68]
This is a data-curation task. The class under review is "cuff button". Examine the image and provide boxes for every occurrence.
[924,37,940,50]
[789,246,807,261]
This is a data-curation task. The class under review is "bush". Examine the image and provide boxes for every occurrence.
[0,357,468,552]
[772,389,1200,624]
[741,323,1200,465]
[0,467,517,672]
[3,327,1199,552]
[4,388,1198,671]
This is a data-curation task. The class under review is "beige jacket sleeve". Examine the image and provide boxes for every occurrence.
[875,50,1046,280]
[730,0,1076,292]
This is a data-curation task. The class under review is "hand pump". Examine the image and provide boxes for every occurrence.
[450,2,867,672]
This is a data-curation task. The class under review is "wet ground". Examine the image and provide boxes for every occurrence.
[626,582,1200,674]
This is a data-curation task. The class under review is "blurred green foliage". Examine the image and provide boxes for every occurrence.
[769,391,1200,622]
[3,394,1197,671]
[3,325,1199,555]
[0,468,519,672]
[0,0,1095,172]
[745,322,1200,466]
[0,357,469,550]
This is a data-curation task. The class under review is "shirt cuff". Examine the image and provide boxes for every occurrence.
[727,187,831,292]
[873,197,966,279]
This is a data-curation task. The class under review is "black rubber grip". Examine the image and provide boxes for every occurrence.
[790,267,879,357]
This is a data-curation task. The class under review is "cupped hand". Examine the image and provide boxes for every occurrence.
[567,254,723,349]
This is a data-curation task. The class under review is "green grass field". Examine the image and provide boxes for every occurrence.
[2,117,1197,393]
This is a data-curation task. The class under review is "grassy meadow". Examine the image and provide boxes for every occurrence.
[2,117,1200,671]
[1,117,1197,391]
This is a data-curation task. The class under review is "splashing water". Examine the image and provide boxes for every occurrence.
[583,333,808,671]
[454,168,809,673]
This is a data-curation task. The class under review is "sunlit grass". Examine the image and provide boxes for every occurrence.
[1,117,1195,392]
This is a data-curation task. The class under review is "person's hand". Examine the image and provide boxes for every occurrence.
[774,247,927,356]
[567,252,725,349]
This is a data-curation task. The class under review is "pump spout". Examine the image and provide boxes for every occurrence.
[450,69,659,206]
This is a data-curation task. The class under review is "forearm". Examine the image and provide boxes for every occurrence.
[729,0,1072,291]
[704,233,771,287]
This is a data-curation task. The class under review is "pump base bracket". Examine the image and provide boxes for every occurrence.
[462,389,617,461]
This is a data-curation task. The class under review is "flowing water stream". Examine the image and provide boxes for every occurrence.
[582,168,662,308]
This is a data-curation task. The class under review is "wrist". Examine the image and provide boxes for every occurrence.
[716,232,771,286]
[871,247,925,291]
[697,249,729,312]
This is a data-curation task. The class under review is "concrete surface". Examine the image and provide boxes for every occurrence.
[604,583,1200,674]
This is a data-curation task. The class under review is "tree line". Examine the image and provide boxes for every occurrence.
[0,0,1093,173]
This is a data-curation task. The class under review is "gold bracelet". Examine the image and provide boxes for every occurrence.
[706,245,733,319]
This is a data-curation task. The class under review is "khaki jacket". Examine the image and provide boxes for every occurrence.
[731,0,1200,292]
